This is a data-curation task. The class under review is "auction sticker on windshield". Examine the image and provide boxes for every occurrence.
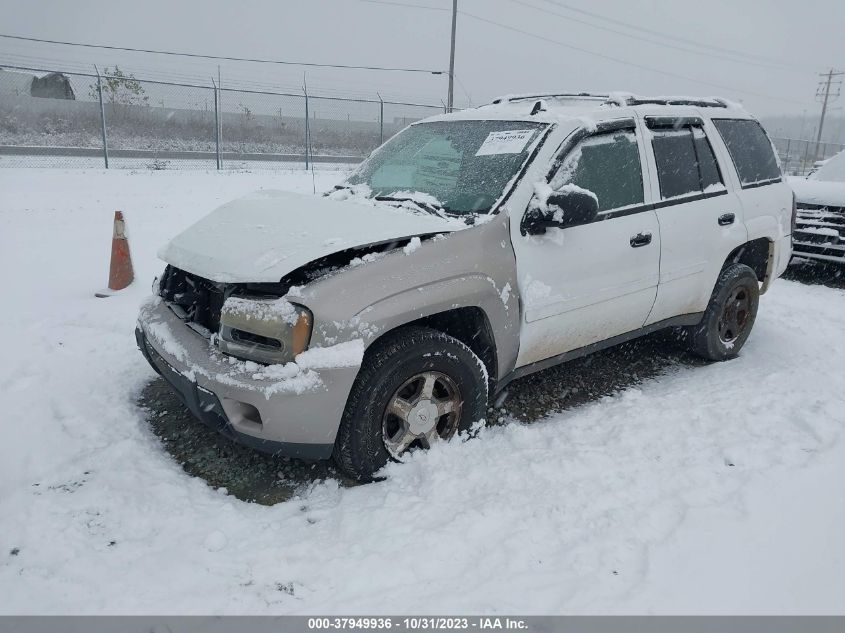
[475,129,535,156]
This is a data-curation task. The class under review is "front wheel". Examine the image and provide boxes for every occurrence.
[333,327,489,481]
[685,263,760,361]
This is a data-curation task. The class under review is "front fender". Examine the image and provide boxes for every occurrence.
[300,213,521,380]
[355,273,520,381]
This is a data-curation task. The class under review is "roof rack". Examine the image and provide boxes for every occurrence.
[619,96,729,108]
[490,93,731,109]
[491,92,610,104]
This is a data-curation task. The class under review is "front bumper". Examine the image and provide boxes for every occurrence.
[136,297,360,460]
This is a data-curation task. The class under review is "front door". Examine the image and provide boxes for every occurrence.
[512,122,661,368]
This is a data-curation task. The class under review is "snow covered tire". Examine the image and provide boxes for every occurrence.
[685,263,759,361]
[333,326,489,482]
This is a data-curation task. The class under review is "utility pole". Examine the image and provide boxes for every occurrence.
[447,0,457,112]
[814,68,843,161]
[217,65,223,169]
[212,76,221,170]
[94,65,109,169]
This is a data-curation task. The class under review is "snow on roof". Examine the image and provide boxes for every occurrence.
[422,99,603,125]
[493,91,742,109]
[492,92,610,104]
[419,90,749,127]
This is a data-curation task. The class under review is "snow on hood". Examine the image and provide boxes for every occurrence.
[810,149,845,183]
[158,189,464,283]
[788,176,845,207]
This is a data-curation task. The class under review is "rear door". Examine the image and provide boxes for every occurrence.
[513,121,661,367]
[710,118,793,272]
[642,115,747,325]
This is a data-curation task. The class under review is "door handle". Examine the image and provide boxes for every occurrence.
[718,213,736,226]
[630,232,652,248]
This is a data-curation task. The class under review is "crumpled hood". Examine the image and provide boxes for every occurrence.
[158,189,463,283]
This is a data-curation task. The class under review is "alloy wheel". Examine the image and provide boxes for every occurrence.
[381,371,463,458]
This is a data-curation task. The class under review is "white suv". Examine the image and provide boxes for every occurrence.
[137,92,794,480]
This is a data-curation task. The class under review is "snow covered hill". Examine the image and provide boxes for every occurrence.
[1,169,843,614]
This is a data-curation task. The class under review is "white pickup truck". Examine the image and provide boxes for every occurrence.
[790,149,845,264]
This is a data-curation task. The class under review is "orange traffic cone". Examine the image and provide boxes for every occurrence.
[95,210,134,298]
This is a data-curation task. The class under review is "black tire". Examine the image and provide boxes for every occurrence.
[685,263,760,361]
[333,326,489,481]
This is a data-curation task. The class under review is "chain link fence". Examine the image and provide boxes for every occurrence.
[0,65,445,170]
[10,65,842,178]
[772,136,845,177]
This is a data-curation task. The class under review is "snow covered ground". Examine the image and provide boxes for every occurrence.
[1,168,844,614]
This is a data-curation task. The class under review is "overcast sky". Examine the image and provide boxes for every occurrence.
[0,0,842,116]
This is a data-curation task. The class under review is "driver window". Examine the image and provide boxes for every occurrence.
[550,129,644,212]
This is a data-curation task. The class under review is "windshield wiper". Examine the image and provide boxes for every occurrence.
[325,184,352,196]
[373,195,446,216]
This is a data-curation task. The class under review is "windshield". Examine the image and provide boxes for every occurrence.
[344,120,547,215]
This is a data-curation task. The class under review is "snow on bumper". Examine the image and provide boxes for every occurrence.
[136,296,361,455]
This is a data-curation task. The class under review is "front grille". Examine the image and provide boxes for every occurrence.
[793,204,845,262]
[159,266,227,333]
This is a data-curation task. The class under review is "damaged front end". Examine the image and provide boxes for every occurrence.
[136,260,373,457]
[155,234,433,366]
[157,265,312,366]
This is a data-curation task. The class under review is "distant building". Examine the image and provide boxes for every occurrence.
[31,72,75,100]
[0,68,75,100]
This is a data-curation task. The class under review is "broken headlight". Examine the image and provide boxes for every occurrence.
[217,295,312,365]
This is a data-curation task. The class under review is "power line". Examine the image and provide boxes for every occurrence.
[360,0,805,74]
[539,0,803,71]
[507,0,805,74]
[0,32,447,74]
[354,0,808,105]
[358,0,448,10]
[452,73,474,106]
[457,9,808,106]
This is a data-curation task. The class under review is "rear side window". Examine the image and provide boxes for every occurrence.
[693,127,723,189]
[651,126,723,199]
[652,129,700,198]
[712,119,781,186]
[550,129,644,212]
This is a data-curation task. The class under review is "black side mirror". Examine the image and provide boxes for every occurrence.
[521,188,599,235]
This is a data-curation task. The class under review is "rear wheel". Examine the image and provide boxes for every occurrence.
[685,263,759,361]
[333,327,488,481]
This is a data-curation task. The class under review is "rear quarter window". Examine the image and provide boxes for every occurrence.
[712,119,781,187]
